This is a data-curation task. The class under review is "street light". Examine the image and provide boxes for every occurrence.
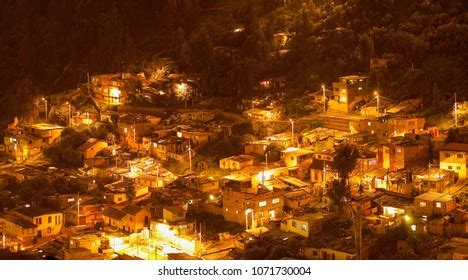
[76,196,82,227]
[186,142,193,173]
[66,102,71,126]
[41,98,48,120]
[321,84,326,112]
[374,91,380,116]
[322,163,330,189]
[289,119,295,147]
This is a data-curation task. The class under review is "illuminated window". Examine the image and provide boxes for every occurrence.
[411,225,416,231]
[435,202,442,208]
[225,208,228,212]
[419,202,426,207]
[259,201,267,207]
[272,198,280,204]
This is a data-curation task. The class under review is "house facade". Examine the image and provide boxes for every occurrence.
[223,186,284,228]
[439,143,468,179]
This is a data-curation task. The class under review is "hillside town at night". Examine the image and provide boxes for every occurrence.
[0,0,467,261]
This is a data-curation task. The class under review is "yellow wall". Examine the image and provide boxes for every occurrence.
[13,212,63,238]
[0,217,37,242]
[440,150,467,179]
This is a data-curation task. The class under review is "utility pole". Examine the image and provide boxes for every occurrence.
[188,142,192,173]
[76,193,81,227]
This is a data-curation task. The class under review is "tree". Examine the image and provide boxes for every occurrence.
[333,144,359,183]
[354,34,375,70]
[328,144,359,215]
[327,179,349,214]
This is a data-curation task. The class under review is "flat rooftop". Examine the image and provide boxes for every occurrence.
[416,191,453,202]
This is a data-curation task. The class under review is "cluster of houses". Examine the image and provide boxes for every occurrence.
[0,63,466,260]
